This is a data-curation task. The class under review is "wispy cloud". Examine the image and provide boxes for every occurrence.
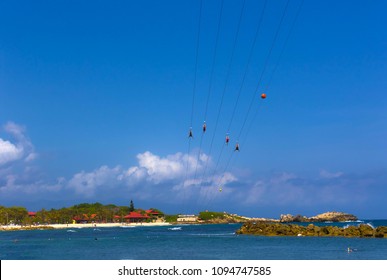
[319,169,344,179]
[67,165,123,197]
[238,170,377,214]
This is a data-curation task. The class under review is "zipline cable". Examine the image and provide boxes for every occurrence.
[189,0,203,129]
[226,0,268,135]
[203,0,225,123]
[204,0,292,208]
[199,0,267,210]
[242,0,304,150]
[183,0,203,214]
[262,0,304,92]
[192,0,225,183]
[237,0,290,142]
[196,0,247,208]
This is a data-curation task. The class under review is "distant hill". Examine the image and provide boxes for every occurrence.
[198,211,249,224]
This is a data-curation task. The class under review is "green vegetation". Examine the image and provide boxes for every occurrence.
[199,211,226,221]
[0,202,164,225]
[1,203,247,226]
[129,200,135,212]
[198,211,248,223]
[0,206,28,225]
[164,214,179,223]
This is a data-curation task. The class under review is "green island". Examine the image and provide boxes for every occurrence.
[0,202,248,231]
[1,203,386,238]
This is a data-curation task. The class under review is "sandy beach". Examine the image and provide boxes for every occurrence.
[0,222,172,231]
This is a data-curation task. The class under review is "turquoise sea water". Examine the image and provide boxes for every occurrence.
[1,221,386,260]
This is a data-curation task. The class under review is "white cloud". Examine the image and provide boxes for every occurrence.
[0,122,43,196]
[0,139,24,165]
[137,151,185,183]
[135,151,208,183]
[0,121,37,166]
[63,150,236,202]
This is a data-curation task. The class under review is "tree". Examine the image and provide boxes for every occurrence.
[7,206,28,225]
[0,206,8,225]
[129,200,135,212]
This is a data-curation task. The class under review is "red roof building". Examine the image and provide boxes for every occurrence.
[124,212,150,223]
[28,211,36,217]
[145,209,160,216]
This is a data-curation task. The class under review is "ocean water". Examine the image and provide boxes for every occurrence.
[1,221,386,260]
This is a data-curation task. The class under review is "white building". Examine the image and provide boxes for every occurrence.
[177,214,198,223]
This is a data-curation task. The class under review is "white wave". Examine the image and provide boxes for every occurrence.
[168,227,182,231]
[366,222,375,229]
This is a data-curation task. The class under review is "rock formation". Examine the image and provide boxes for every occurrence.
[236,221,386,238]
[280,211,357,222]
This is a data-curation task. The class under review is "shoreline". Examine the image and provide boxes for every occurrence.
[0,221,246,231]
[0,222,172,231]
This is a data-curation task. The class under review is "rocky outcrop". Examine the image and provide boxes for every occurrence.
[280,214,308,222]
[375,226,387,238]
[310,211,358,222]
[198,213,250,224]
[280,211,357,223]
[236,221,386,238]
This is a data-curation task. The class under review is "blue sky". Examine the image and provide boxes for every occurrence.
[1,0,386,218]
